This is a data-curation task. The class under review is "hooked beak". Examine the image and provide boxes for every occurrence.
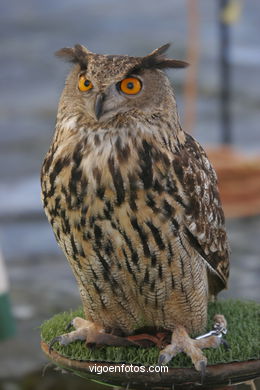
[94,93,105,121]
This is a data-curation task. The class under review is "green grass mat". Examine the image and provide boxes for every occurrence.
[41,300,259,368]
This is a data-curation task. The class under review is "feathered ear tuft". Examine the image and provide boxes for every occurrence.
[55,44,91,68]
[147,43,171,57]
[131,43,188,73]
[153,59,189,69]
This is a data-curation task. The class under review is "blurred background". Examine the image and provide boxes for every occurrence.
[0,0,259,389]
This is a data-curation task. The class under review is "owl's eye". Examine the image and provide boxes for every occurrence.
[119,77,142,95]
[78,75,93,92]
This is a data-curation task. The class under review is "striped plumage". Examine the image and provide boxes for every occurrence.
[41,45,229,366]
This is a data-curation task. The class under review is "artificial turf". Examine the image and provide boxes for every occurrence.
[41,299,259,368]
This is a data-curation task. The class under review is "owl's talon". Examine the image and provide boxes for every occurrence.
[48,336,63,353]
[158,343,179,365]
[158,315,228,372]
[48,333,75,352]
[220,338,230,350]
[158,353,169,366]
[48,317,144,351]
[66,320,74,331]
[199,360,206,384]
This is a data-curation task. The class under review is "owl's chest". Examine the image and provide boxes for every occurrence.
[41,131,186,260]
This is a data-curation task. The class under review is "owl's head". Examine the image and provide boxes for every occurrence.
[56,44,188,123]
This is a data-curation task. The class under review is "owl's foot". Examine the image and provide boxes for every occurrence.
[158,315,228,381]
[48,317,139,352]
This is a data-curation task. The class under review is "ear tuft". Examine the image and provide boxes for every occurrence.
[55,47,76,61]
[155,59,189,69]
[55,44,90,68]
[131,43,188,72]
[147,43,171,57]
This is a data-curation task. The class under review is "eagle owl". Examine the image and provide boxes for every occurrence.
[41,44,229,372]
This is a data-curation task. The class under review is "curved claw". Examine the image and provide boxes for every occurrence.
[221,338,230,350]
[48,336,62,353]
[199,360,206,384]
[66,320,74,331]
[158,352,172,366]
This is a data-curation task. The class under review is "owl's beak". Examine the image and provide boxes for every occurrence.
[94,93,105,121]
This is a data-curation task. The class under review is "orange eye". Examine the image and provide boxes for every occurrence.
[120,77,142,95]
[78,75,93,91]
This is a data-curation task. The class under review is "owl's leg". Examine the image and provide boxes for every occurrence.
[48,317,138,352]
[158,315,228,379]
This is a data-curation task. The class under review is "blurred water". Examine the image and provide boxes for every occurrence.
[0,1,259,388]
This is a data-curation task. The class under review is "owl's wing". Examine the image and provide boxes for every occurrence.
[172,133,230,294]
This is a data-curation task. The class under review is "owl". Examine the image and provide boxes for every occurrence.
[41,43,230,374]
